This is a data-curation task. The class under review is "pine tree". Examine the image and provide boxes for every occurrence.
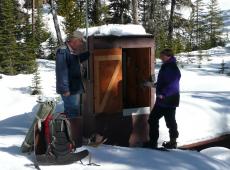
[0,0,19,75]
[34,8,50,58]
[0,0,48,75]
[108,0,131,24]
[205,0,224,48]
[57,0,85,35]
[184,8,196,51]
[139,0,169,57]
[88,0,102,26]
[193,0,206,49]
[168,0,193,47]
[47,35,58,60]
[31,63,42,95]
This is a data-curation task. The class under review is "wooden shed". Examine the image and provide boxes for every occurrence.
[82,35,155,146]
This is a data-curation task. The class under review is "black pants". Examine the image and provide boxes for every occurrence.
[148,106,179,144]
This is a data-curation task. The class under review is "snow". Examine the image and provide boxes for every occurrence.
[78,24,148,36]
[201,147,230,165]
[0,47,230,169]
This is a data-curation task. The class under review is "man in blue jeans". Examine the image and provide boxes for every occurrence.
[55,31,90,148]
[56,30,90,118]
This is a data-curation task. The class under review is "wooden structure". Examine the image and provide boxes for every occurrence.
[82,35,155,146]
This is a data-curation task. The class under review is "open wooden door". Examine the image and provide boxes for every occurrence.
[123,48,151,115]
[93,48,123,114]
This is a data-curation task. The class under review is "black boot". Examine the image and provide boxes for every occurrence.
[162,138,177,149]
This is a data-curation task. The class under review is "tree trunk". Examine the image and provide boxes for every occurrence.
[168,0,176,46]
[32,0,35,36]
[50,0,63,45]
[132,0,139,24]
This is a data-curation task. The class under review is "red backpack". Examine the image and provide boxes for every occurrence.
[35,113,89,166]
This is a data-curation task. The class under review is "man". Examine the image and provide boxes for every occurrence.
[55,31,89,148]
[56,30,89,118]
[145,48,181,149]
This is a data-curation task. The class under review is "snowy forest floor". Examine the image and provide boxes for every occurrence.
[0,47,230,169]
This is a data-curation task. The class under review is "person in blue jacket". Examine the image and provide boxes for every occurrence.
[56,30,90,118]
[144,48,181,149]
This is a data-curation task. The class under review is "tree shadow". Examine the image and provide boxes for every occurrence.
[0,105,40,163]
[191,92,230,133]
[190,92,230,113]
[9,87,31,95]
[86,146,229,170]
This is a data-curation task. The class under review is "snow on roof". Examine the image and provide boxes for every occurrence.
[78,24,148,36]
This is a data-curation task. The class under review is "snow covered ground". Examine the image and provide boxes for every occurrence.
[0,47,230,169]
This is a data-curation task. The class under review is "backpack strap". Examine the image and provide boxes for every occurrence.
[62,117,75,146]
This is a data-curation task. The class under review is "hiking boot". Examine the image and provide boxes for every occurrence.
[162,141,177,149]
[143,141,157,149]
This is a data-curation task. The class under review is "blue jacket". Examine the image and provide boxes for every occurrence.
[155,56,181,108]
[55,44,90,95]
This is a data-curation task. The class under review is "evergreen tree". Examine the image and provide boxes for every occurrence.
[0,0,49,75]
[18,13,37,73]
[88,0,108,26]
[34,8,50,58]
[184,9,196,51]
[168,0,193,47]
[47,35,58,60]
[193,0,206,49]
[140,0,169,57]
[205,0,224,48]
[108,0,131,24]
[57,0,85,35]
[0,0,20,75]
[31,63,42,95]
[23,0,44,9]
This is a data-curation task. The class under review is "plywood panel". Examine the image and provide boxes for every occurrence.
[94,48,122,114]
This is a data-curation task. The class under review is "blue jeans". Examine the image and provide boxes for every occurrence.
[61,94,81,118]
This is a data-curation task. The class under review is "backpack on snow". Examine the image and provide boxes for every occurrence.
[34,113,89,166]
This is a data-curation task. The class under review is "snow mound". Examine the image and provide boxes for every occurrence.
[78,24,148,36]
[201,147,230,165]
